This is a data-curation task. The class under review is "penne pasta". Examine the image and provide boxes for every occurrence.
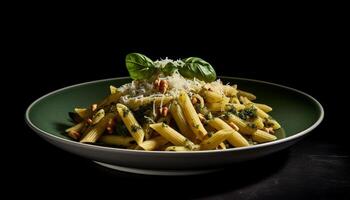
[110,85,118,94]
[267,118,281,130]
[126,96,173,110]
[117,104,145,146]
[169,101,196,141]
[221,97,230,111]
[223,85,238,97]
[200,129,232,150]
[230,97,240,104]
[91,109,105,124]
[238,89,256,100]
[256,106,269,119]
[240,96,273,113]
[98,92,122,110]
[225,114,257,135]
[99,135,135,147]
[165,146,192,151]
[208,118,249,147]
[255,103,273,113]
[253,117,265,129]
[80,113,115,143]
[149,123,195,148]
[178,91,207,139]
[140,136,169,151]
[207,102,245,112]
[239,96,250,105]
[218,142,227,149]
[204,91,225,103]
[74,108,90,119]
[65,121,85,133]
[252,129,277,143]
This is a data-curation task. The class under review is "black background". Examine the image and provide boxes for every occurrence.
[6,9,349,199]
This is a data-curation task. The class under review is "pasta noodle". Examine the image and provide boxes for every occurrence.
[178,91,207,140]
[140,136,169,151]
[204,91,225,103]
[200,129,232,150]
[238,89,256,100]
[208,118,250,147]
[165,146,192,151]
[149,123,195,148]
[116,103,145,146]
[98,135,135,147]
[252,130,277,143]
[80,113,115,143]
[255,103,273,113]
[169,101,196,141]
[126,96,173,110]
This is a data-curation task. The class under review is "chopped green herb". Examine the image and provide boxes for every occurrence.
[247,122,257,129]
[132,104,155,126]
[195,103,202,113]
[221,112,232,120]
[162,123,168,128]
[194,124,199,129]
[226,104,237,113]
[207,131,214,137]
[123,108,130,117]
[237,106,257,120]
[205,112,213,120]
[131,124,141,132]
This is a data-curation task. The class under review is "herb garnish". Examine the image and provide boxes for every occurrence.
[237,106,257,120]
[125,53,216,82]
[162,123,168,128]
[131,124,141,132]
[123,108,130,117]
[247,122,257,129]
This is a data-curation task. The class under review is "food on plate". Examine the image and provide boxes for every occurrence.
[66,53,281,151]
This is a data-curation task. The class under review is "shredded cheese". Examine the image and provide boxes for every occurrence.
[160,93,165,109]
[152,98,157,117]
[117,72,229,111]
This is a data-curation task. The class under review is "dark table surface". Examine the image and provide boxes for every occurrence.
[9,37,349,199]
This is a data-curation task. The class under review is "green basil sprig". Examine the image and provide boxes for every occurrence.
[125,53,157,80]
[180,57,216,82]
[125,53,216,82]
[162,62,179,76]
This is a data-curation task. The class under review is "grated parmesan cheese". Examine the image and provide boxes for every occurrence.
[117,72,227,110]
[152,98,157,117]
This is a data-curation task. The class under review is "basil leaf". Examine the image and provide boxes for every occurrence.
[125,53,157,80]
[162,62,178,76]
[179,57,216,82]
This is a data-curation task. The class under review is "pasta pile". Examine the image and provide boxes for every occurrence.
[66,73,281,151]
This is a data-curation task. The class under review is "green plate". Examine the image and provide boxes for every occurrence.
[25,77,324,175]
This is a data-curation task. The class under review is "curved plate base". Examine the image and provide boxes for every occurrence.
[94,161,223,176]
